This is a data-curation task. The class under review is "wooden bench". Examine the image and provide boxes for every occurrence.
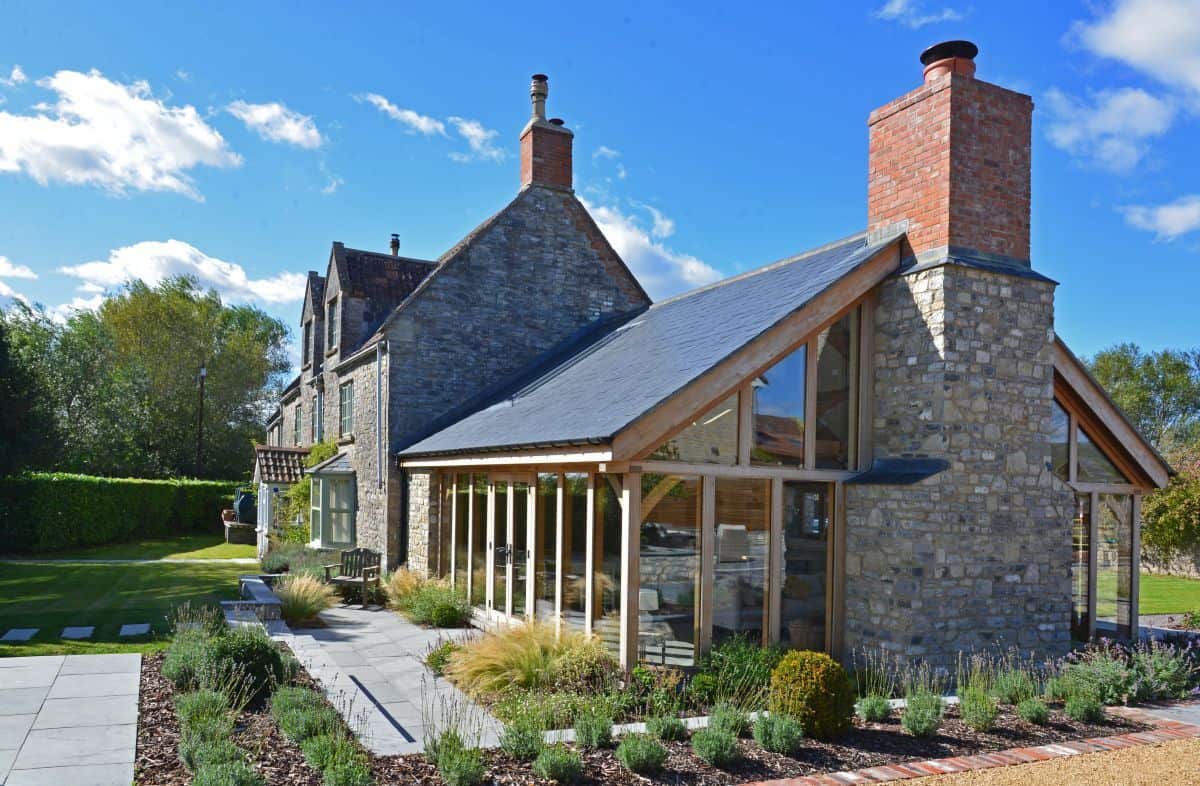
[323,548,381,609]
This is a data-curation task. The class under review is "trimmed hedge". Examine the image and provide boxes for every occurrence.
[0,473,237,553]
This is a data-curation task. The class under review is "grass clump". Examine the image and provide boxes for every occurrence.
[573,706,614,749]
[752,713,805,755]
[275,574,338,626]
[958,686,998,732]
[856,694,891,723]
[532,744,583,783]
[692,635,783,709]
[691,727,741,768]
[615,733,668,775]
[191,760,265,786]
[646,714,687,742]
[445,623,616,699]
[1017,697,1050,725]
[425,640,461,677]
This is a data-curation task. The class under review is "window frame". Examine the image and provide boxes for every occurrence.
[310,473,356,548]
[339,381,354,437]
[293,406,302,446]
[326,297,339,352]
[302,320,312,367]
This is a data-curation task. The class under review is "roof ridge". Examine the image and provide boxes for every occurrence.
[649,230,868,309]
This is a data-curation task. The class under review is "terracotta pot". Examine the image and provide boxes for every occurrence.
[221,509,236,522]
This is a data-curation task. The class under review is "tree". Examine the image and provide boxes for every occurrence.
[0,317,58,476]
[1,276,290,479]
[1142,443,1200,564]
[1086,343,1200,452]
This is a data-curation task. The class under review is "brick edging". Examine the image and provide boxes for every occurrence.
[743,705,1200,785]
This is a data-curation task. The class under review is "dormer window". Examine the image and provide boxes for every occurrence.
[327,298,339,351]
[302,320,312,367]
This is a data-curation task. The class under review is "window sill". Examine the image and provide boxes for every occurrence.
[337,435,355,446]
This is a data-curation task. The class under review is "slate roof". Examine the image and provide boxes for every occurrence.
[305,272,326,313]
[401,232,897,457]
[308,451,354,474]
[254,445,308,484]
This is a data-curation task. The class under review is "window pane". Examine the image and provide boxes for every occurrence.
[594,474,622,656]
[1051,401,1070,480]
[1096,493,1133,637]
[455,473,470,592]
[713,478,770,646]
[753,345,807,466]
[535,474,558,619]
[438,472,453,579]
[513,482,530,618]
[639,474,700,667]
[562,473,588,630]
[814,313,855,469]
[1071,494,1091,640]
[1077,427,1126,483]
[650,394,738,465]
[493,481,508,612]
[780,482,828,650]
[329,511,352,544]
[310,478,321,541]
[471,475,487,605]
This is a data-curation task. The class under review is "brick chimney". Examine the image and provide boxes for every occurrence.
[520,74,573,190]
[868,41,1033,267]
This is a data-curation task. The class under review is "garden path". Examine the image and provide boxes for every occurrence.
[0,653,139,786]
[274,606,499,756]
[0,558,257,565]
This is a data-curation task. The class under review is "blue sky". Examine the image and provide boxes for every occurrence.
[0,0,1197,370]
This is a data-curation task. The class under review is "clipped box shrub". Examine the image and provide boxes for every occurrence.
[615,733,668,775]
[767,651,855,740]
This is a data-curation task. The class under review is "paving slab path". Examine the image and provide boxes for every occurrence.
[0,653,140,786]
[274,606,498,756]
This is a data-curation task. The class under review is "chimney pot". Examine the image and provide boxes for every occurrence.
[920,39,978,82]
[520,74,573,190]
[389,233,399,256]
[549,118,565,126]
[530,74,549,121]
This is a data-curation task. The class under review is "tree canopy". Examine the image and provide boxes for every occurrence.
[1,276,290,479]
[1086,342,1200,452]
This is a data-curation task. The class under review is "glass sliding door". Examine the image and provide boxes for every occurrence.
[1096,493,1134,638]
[512,481,530,618]
[780,482,829,650]
[638,474,701,667]
[491,480,509,613]
[562,473,588,631]
[1071,494,1092,641]
[470,475,487,605]
[713,478,770,645]
[535,473,558,619]
[438,472,453,579]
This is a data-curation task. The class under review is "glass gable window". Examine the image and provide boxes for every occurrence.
[753,344,807,466]
[650,394,738,464]
[1051,400,1070,480]
[814,312,855,469]
[1077,426,1127,483]
[339,382,354,437]
[639,474,700,666]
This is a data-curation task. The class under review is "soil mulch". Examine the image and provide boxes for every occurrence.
[373,704,1150,786]
[134,651,323,786]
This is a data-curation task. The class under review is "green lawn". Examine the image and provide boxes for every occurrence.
[0,560,252,657]
[9,533,258,561]
[1094,571,1200,618]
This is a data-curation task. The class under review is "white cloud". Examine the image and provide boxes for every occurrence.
[226,100,323,149]
[47,293,104,321]
[0,69,240,199]
[1,65,26,87]
[635,203,675,240]
[592,145,621,161]
[356,93,446,136]
[1072,0,1200,96]
[447,116,505,162]
[616,163,627,180]
[1121,194,1200,240]
[59,239,305,306]
[322,173,344,195]
[582,198,720,299]
[0,256,37,279]
[874,0,963,28]
[175,69,192,82]
[1043,87,1176,173]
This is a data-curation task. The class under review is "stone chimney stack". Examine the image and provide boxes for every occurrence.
[867,41,1033,267]
[389,233,400,256]
[520,74,573,191]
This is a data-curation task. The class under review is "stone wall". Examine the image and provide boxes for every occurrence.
[844,264,1075,667]
[405,469,440,577]
[1144,547,1200,579]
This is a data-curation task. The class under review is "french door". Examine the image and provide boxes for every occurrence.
[486,474,535,618]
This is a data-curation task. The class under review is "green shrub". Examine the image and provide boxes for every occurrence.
[686,673,718,708]
[181,713,235,745]
[437,743,485,786]
[767,651,855,740]
[615,733,668,774]
[752,713,805,755]
[645,714,687,742]
[708,701,748,737]
[180,737,243,772]
[691,728,741,768]
[276,705,342,743]
[901,692,944,738]
[499,710,544,762]
[163,629,212,691]
[993,668,1038,705]
[1065,688,1104,723]
[492,689,625,730]
[199,625,291,707]
[1129,639,1199,701]
[856,694,891,723]
[270,686,324,717]
[1017,697,1050,725]
[694,635,783,708]
[262,541,305,574]
[175,690,229,726]
[573,706,614,749]
[425,641,461,677]
[323,756,373,786]
[0,473,235,553]
[191,760,266,786]
[959,687,998,732]
[1044,675,1067,702]
[532,744,582,784]
[552,637,620,693]
[407,584,471,628]
[300,734,340,770]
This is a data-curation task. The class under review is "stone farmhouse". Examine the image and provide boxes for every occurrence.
[256,41,1171,669]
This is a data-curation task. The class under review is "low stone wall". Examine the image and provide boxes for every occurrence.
[1143,548,1200,579]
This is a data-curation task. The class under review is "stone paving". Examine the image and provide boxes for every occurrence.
[273,606,498,756]
[0,653,140,786]
[0,625,153,642]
